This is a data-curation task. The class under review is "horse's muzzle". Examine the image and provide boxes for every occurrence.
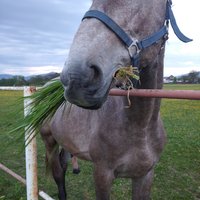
[60,65,109,109]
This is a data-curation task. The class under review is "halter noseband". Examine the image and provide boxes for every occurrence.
[82,0,192,68]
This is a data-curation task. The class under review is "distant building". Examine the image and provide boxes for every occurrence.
[163,75,175,83]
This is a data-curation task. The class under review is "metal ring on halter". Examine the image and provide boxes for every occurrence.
[127,40,141,58]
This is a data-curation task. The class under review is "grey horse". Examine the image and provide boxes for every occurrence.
[40,0,191,199]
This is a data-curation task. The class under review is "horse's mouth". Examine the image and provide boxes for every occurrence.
[63,80,111,110]
[64,90,108,110]
[77,102,103,110]
[65,94,104,110]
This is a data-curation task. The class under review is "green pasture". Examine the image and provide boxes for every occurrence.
[0,84,200,200]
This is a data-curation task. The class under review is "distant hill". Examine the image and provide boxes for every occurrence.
[0,72,60,86]
[0,72,59,80]
[24,72,60,81]
[176,71,200,78]
[0,74,15,79]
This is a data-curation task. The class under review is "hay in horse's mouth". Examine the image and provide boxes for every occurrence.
[113,66,140,90]
[113,66,140,108]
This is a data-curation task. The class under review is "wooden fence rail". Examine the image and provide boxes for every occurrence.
[109,89,200,100]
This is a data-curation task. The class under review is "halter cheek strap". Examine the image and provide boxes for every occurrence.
[166,0,192,43]
[82,0,192,68]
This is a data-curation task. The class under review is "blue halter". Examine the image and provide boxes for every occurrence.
[82,0,192,69]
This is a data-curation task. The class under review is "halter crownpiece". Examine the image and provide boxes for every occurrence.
[82,0,192,89]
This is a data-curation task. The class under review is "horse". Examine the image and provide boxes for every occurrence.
[40,0,192,199]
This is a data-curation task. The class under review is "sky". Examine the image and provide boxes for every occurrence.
[0,0,199,77]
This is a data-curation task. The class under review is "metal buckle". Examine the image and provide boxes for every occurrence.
[128,40,140,58]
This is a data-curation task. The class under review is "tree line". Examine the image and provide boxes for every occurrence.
[0,73,60,86]
[176,71,200,84]
[1,71,199,86]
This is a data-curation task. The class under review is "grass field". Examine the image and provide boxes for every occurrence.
[0,84,200,200]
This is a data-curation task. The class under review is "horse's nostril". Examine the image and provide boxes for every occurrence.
[90,65,102,83]
[81,65,102,89]
[61,63,103,92]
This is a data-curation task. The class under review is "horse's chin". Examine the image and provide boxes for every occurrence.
[65,95,107,110]
[78,102,103,110]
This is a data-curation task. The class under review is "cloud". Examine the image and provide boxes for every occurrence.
[0,0,91,75]
[0,65,62,76]
[0,0,199,77]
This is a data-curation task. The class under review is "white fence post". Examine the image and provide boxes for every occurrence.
[0,86,54,199]
[24,86,38,200]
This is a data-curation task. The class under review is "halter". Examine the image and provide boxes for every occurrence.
[82,0,192,87]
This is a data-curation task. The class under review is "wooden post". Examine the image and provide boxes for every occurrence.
[24,86,38,200]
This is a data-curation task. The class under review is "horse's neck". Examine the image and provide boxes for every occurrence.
[124,51,164,128]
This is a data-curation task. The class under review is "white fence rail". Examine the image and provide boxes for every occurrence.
[0,86,24,90]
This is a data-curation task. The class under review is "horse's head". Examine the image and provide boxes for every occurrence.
[61,0,167,109]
